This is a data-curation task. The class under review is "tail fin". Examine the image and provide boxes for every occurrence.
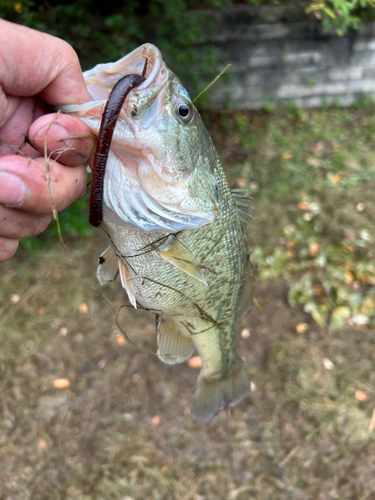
[192,358,250,422]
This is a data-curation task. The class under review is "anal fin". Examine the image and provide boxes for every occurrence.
[97,246,119,285]
[157,317,195,365]
[118,258,137,309]
[157,235,207,286]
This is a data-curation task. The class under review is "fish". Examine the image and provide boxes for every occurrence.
[62,43,254,422]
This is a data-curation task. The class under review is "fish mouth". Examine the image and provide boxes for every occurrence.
[84,43,166,103]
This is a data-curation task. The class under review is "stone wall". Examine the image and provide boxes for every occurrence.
[200,6,375,109]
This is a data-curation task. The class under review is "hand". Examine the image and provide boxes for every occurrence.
[0,20,95,261]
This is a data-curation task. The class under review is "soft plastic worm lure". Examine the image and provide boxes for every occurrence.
[89,61,147,227]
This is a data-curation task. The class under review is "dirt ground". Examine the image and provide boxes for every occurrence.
[2,106,375,499]
[1,232,375,500]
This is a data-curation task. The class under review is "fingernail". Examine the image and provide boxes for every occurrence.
[0,171,26,207]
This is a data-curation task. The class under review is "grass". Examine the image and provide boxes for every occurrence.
[2,103,375,499]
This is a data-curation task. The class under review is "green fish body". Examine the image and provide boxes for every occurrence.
[62,44,253,421]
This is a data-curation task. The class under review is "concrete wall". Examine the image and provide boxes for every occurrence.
[200,6,375,109]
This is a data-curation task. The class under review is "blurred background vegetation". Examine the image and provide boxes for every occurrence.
[1,0,375,75]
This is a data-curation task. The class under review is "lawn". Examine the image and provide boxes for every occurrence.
[1,103,375,500]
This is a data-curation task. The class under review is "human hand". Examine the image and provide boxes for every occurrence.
[0,20,96,261]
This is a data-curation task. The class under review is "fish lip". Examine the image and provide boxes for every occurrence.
[136,44,163,90]
[82,43,165,102]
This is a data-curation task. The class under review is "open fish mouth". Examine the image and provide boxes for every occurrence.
[62,44,218,233]
[84,44,166,102]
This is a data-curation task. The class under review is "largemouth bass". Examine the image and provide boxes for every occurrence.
[63,44,253,422]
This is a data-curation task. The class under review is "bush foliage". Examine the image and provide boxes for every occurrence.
[306,0,375,35]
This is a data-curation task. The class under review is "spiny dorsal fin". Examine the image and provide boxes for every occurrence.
[237,254,255,320]
[157,316,195,365]
[97,246,119,285]
[118,258,137,309]
[157,235,208,285]
[231,189,253,235]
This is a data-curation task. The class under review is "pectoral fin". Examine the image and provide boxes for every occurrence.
[118,258,137,309]
[97,246,119,285]
[157,316,195,365]
[157,235,208,285]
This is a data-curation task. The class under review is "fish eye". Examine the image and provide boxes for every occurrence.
[175,101,193,123]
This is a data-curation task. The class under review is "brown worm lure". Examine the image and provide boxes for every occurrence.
[89,70,146,227]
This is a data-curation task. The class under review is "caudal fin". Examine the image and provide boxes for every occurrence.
[192,358,250,422]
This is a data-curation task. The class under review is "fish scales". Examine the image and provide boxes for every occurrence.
[62,43,252,422]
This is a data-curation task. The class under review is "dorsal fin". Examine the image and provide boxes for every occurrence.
[231,189,253,235]
[157,316,195,365]
[118,258,137,309]
[237,254,255,320]
[157,235,208,285]
[97,246,119,285]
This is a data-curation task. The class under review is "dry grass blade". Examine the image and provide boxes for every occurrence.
[0,139,29,156]
[57,134,96,141]
[94,287,159,358]
[228,485,255,500]
[193,64,231,104]
[279,446,300,468]
[369,409,375,433]
[43,111,65,249]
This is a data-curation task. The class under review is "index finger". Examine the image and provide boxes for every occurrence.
[29,113,96,167]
